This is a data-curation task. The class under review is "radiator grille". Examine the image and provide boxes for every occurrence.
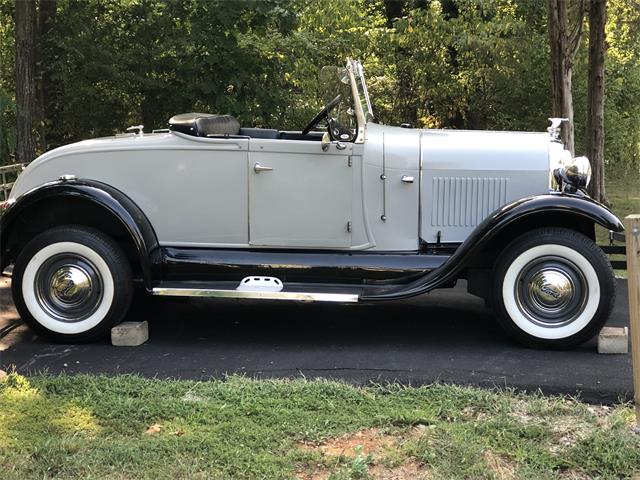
[431,177,508,227]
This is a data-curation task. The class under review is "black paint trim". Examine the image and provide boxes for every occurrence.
[1,179,160,287]
[361,192,624,301]
[161,247,449,285]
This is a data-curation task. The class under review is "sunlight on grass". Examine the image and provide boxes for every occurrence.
[0,373,101,450]
[51,404,101,436]
[0,373,42,448]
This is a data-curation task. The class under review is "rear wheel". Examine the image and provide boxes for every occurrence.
[492,227,615,349]
[12,225,133,342]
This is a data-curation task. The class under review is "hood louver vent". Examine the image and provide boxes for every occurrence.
[431,177,508,228]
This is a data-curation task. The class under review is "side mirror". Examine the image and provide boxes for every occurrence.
[321,132,331,152]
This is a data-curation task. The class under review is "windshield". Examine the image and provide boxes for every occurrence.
[320,66,358,132]
[315,61,373,143]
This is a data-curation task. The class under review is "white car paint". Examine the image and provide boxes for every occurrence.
[10,121,555,251]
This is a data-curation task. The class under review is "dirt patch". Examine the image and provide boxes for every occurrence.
[483,449,515,480]
[296,427,431,479]
[368,460,431,479]
[586,405,613,426]
[548,421,591,454]
[298,427,424,459]
[299,428,395,458]
[461,406,488,422]
[509,400,595,454]
[556,469,593,479]
[296,459,430,480]
[509,399,539,426]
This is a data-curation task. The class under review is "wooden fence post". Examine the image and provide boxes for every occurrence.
[625,214,640,427]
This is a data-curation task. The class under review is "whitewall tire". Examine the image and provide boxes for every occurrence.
[12,226,133,342]
[492,227,615,349]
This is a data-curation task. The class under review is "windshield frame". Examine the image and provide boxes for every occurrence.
[353,61,373,121]
[345,59,372,144]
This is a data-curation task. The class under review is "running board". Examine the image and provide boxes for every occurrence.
[151,287,359,303]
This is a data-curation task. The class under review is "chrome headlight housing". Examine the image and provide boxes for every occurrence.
[553,156,592,192]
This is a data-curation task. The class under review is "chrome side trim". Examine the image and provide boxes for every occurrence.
[151,287,359,303]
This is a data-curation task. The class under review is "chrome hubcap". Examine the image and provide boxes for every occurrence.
[515,257,587,328]
[50,266,93,305]
[528,269,574,313]
[35,254,103,322]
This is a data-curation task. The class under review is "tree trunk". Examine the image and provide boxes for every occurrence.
[383,0,403,28]
[586,0,607,204]
[548,0,584,155]
[15,0,37,163]
[35,0,57,152]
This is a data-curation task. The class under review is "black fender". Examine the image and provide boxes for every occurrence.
[1,178,160,289]
[361,192,624,301]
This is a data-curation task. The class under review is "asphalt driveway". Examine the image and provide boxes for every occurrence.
[0,275,633,404]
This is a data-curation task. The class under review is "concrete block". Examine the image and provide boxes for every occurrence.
[111,321,148,347]
[597,326,629,354]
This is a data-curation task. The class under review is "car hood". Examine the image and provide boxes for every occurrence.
[419,128,550,171]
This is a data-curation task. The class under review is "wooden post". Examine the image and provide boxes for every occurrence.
[625,214,640,427]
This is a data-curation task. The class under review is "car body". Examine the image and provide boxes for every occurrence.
[0,60,623,348]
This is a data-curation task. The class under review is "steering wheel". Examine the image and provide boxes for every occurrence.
[301,94,342,136]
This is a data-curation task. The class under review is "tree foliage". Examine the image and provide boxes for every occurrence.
[1,0,639,171]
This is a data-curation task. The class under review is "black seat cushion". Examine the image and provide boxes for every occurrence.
[169,113,240,137]
[239,128,279,139]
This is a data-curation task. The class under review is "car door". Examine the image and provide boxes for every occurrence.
[248,138,353,248]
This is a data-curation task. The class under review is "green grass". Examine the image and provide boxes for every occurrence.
[596,167,640,244]
[595,168,640,277]
[0,373,638,479]
[607,167,640,220]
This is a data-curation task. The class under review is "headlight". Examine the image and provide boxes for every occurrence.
[553,156,592,192]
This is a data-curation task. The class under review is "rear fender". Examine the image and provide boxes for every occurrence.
[1,178,160,288]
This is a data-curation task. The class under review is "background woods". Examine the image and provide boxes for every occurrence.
[2,0,640,191]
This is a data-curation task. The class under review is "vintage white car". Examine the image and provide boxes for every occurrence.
[0,60,623,348]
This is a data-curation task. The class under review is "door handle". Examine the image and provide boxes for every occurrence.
[401,175,414,184]
[254,163,273,173]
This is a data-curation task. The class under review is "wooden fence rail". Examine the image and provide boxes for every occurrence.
[0,163,27,202]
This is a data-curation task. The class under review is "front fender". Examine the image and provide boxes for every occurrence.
[1,178,160,288]
[361,192,623,301]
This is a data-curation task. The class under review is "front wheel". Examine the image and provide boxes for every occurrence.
[492,227,615,349]
[12,225,133,342]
